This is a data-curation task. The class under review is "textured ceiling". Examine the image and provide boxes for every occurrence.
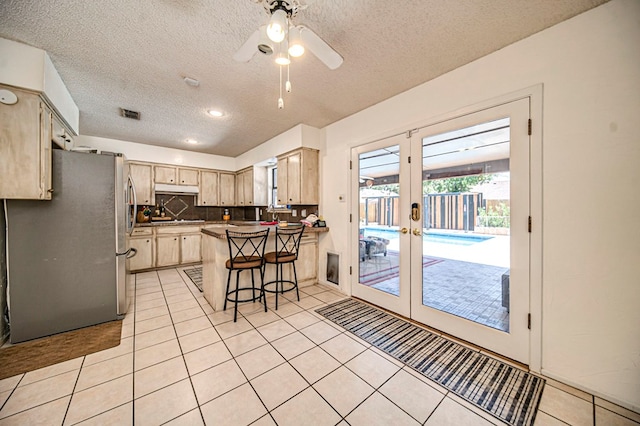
[0,0,608,157]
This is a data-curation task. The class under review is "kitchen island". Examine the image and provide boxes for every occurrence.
[201,224,329,311]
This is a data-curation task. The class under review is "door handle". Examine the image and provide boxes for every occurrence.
[412,228,422,236]
[400,227,408,234]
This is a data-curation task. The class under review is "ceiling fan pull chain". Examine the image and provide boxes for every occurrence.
[278,65,284,109]
[286,63,292,93]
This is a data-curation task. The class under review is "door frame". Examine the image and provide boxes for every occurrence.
[349,85,543,372]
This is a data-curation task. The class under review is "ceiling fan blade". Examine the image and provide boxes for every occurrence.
[233,29,260,62]
[298,25,343,70]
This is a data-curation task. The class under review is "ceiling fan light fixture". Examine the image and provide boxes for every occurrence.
[257,25,274,55]
[288,26,305,57]
[267,9,288,43]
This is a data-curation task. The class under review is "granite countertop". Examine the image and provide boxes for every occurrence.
[136,220,257,227]
[136,219,205,227]
[201,224,329,239]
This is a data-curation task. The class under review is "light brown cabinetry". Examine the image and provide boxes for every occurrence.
[130,162,154,205]
[156,235,181,267]
[51,115,73,150]
[154,166,176,184]
[154,165,199,186]
[181,233,202,264]
[156,225,202,267]
[199,171,219,206]
[277,148,318,205]
[236,167,268,206]
[219,172,236,206]
[178,168,199,185]
[128,228,155,271]
[297,233,318,284]
[0,86,53,200]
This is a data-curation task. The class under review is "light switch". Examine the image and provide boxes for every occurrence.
[301,209,307,217]
[292,209,297,217]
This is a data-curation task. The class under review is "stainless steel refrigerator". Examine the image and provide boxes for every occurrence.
[5,149,136,343]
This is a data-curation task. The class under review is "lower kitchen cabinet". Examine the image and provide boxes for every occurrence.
[181,233,202,264]
[156,225,202,268]
[297,233,318,284]
[156,235,180,267]
[128,229,155,272]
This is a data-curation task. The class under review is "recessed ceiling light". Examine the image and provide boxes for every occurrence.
[208,109,224,117]
[185,139,198,145]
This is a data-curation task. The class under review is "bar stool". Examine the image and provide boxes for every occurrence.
[224,228,270,322]
[263,225,305,310]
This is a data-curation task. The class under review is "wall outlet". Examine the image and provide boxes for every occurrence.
[292,209,297,217]
[301,209,307,217]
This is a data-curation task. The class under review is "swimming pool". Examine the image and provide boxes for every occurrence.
[363,228,493,246]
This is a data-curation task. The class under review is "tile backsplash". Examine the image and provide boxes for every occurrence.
[136,194,317,223]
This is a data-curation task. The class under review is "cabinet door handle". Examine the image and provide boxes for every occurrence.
[47,189,54,193]
[146,239,149,243]
[174,238,177,241]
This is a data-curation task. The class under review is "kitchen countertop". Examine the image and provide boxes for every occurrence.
[136,220,246,227]
[201,224,329,239]
[135,220,330,236]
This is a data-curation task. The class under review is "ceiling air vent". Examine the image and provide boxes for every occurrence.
[120,108,140,120]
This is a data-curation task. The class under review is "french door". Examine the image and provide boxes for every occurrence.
[352,98,531,364]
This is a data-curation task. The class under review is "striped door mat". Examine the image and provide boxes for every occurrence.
[316,298,544,426]
[184,266,203,292]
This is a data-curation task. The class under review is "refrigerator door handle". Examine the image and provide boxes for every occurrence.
[117,247,137,258]
[127,174,137,236]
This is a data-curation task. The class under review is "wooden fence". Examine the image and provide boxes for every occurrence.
[360,193,482,231]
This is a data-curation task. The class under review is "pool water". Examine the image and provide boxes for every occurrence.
[363,228,493,246]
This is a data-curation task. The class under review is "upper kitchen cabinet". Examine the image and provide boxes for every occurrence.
[276,148,319,205]
[0,40,79,200]
[130,162,154,205]
[51,115,74,151]
[219,172,236,206]
[198,170,218,206]
[154,165,176,184]
[236,166,268,206]
[0,86,53,200]
[178,168,199,186]
[154,165,199,186]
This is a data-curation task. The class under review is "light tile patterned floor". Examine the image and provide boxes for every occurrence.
[0,267,638,425]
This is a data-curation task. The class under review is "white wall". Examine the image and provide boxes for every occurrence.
[77,135,236,170]
[319,0,640,411]
[0,38,79,133]
[235,124,322,170]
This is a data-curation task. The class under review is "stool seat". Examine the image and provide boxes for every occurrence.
[264,251,296,263]
[225,256,263,269]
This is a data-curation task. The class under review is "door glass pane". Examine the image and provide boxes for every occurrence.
[421,118,511,332]
[358,145,401,296]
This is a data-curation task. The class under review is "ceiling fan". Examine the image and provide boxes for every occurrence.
[233,0,343,70]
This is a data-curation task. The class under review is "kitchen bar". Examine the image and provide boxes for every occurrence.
[201,224,329,311]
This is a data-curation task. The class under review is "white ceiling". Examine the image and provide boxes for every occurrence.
[0,0,608,157]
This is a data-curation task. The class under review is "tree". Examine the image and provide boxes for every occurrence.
[423,175,493,194]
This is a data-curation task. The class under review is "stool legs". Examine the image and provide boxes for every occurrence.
[225,266,267,322]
